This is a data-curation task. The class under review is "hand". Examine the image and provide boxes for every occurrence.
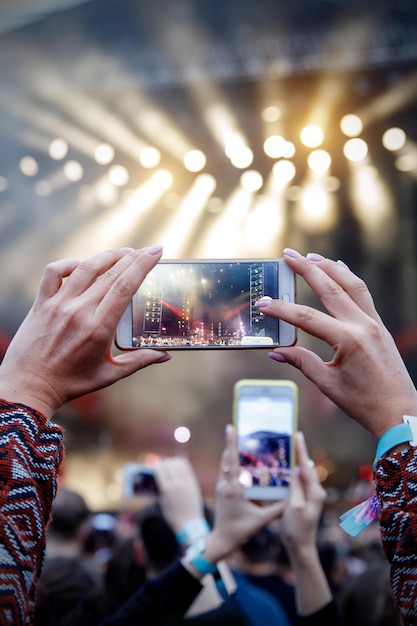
[276,432,326,562]
[255,250,417,439]
[0,246,170,418]
[154,456,205,535]
[204,425,285,564]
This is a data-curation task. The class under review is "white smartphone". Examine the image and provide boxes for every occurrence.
[115,259,296,350]
[233,379,298,500]
[123,464,158,498]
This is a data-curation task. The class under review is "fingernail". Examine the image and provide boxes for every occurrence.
[120,247,135,252]
[306,252,325,262]
[255,296,272,308]
[155,353,171,364]
[337,259,350,270]
[307,459,315,468]
[144,244,164,255]
[226,424,233,435]
[268,352,287,363]
[283,248,303,258]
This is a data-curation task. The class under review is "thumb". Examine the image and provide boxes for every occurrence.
[114,350,172,377]
[269,346,327,385]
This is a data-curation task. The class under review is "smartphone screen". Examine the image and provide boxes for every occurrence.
[116,259,296,350]
[123,464,158,498]
[233,379,298,500]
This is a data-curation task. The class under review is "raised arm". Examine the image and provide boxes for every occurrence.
[256,249,417,624]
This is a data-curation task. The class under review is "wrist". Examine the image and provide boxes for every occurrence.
[176,518,210,549]
[0,365,59,419]
[373,415,417,467]
[285,543,321,568]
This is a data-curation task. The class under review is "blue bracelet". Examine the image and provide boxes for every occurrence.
[373,415,417,468]
[176,519,210,547]
[189,552,218,576]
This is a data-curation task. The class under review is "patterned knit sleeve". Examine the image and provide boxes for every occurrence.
[0,399,64,625]
[374,447,417,626]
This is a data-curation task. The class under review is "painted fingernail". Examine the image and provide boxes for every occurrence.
[155,353,171,364]
[268,352,287,363]
[144,244,164,255]
[254,296,272,309]
[306,252,325,262]
[283,248,303,258]
[337,259,350,270]
[120,247,135,252]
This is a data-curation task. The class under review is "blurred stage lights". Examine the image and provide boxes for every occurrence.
[183,149,206,172]
[64,160,84,182]
[35,180,52,196]
[49,138,68,160]
[139,146,161,168]
[240,170,263,192]
[343,138,368,162]
[300,125,324,148]
[230,146,254,169]
[272,159,296,186]
[261,105,282,122]
[382,127,406,151]
[225,134,254,169]
[95,143,115,165]
[308,149,332,174]
[108,165,129,186]
[340,114,363,137]
[174,426,190,443]
[20,156,39,177]
[264,135,286,158]
[395,154,417,172]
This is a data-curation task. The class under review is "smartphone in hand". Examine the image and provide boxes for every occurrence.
[123,464,159,498]
[115,258,296,351]
[233,379,298,500]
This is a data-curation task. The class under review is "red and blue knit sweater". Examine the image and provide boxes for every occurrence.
[374,448,417,625]
[0,399,63,625]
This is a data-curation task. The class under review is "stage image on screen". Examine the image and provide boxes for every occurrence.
[237,393,293,489]
[131,261,280,348]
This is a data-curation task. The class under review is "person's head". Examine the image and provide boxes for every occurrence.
[137,502,181,576]
[48,487,91,542]
[34,556,103,626]
[240,527,282,565]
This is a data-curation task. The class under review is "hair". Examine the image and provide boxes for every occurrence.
[240,527,282,564]
[340,562,401,626]
[34,556,103,626]
[48,487,90,540]
[138,503,182,574]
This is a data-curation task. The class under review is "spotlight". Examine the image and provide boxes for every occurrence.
[382,127,406,151]
[20,156,39,177]
[94,143,115,165]
[340,114,363,137]
[300,125,324,148]
[343,138,368,162]
[49,138,68,160]
[183,149,206,172]
[139,146,161,168]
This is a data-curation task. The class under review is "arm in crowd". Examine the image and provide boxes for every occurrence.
[0,246,171,624]
[102,427,340,626]
[255,249,417,624]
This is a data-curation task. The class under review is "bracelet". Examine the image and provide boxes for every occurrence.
[188,552,218,576]
[373,415,417,468]
[176,518,211,547]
